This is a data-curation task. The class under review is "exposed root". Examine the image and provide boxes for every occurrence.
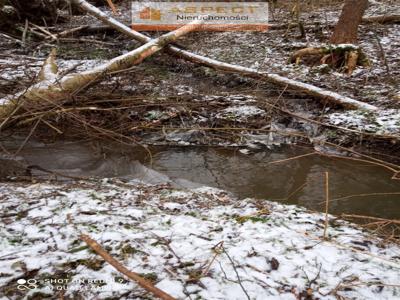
[346,50,359,75]
[291,47,324,64]
[291,45,369,75]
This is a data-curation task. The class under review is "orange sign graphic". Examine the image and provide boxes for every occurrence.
[139,7,162,21]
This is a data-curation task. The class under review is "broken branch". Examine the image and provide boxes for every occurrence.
[80,234,176,300]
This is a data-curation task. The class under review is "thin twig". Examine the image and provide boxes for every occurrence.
[323,171,329,240]
[202,241,224,276]
[14,117,41,156]
[106,0,117,14]
[30,22,58,40]
[267,152,316,165]
[318,192,400,205]
[341,214,400,225]
[22,19,29,47]
[222,246,251,300]
[45,25,89,40]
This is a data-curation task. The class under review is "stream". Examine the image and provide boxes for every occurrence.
[2,139,400,219]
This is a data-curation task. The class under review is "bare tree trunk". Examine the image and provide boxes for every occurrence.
[292,0,370,75]
[330,0,369,44]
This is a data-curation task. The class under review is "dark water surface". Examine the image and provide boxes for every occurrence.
[151,147,400,219]
[5,140,400,219]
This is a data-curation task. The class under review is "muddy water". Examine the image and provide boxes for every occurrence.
[4,140,400,219]
[151,147,400,219]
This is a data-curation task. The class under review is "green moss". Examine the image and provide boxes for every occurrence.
[138,272,158,283]
[235,215,268,224]
[325,130,338,139]
[8,236,22,245]
[16,210,28,220]
[68,245,89,253]
[123,224,133,229]
[321,44,359,55]
[186,211,197,217]
[88,192,103,201]
[178,261,195,268]
[121,244,140,255]
[88,224,100,232]
[62,259,104,271]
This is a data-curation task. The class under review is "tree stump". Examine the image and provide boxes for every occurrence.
[290,0,369,75]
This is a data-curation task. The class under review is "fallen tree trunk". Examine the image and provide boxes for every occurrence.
[71,0,377,111]
[362,14,400,24]
[0,20,201,120]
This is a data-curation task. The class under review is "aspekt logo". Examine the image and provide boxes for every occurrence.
[139,7,162,21]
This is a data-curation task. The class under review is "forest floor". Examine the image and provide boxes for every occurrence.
[0,0,399,161]
[0,179,399,300]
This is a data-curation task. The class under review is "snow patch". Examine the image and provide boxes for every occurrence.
[0,180,399,299]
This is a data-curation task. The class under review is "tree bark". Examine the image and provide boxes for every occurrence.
[330,0,369,44]
[0,20,201,120]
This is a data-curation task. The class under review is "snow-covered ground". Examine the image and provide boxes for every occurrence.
[0,180,399,299]
[329,109,400,135]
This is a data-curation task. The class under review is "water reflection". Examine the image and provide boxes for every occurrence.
[151,147,400,219]
[6,140,400,219]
